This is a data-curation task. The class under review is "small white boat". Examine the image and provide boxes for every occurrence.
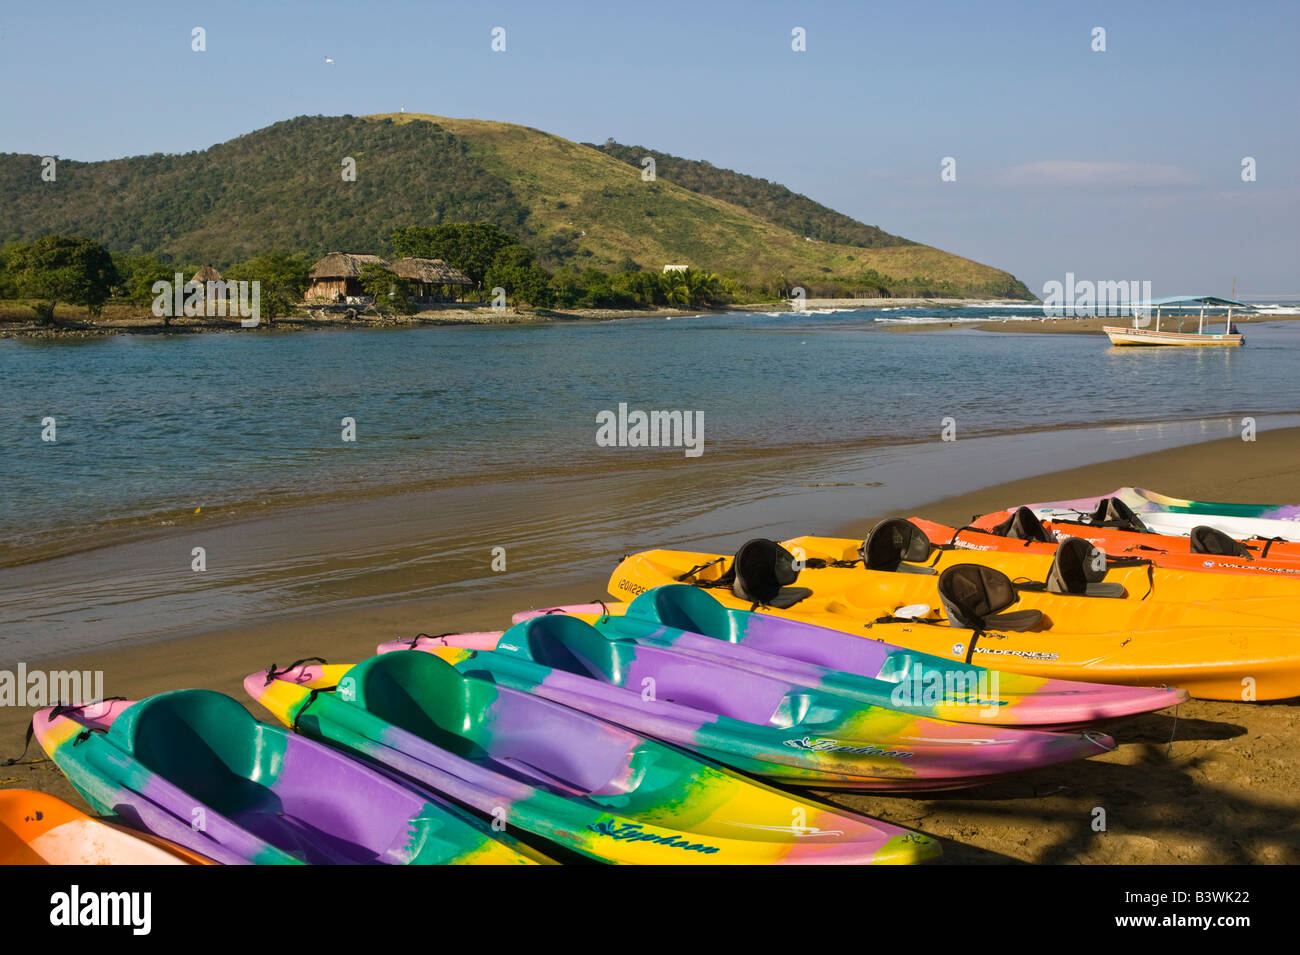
[1103,295,1246,347]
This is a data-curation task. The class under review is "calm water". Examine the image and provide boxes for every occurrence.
[2,307,1299,554]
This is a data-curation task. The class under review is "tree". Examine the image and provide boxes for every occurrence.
[112,253,176,304]
[611,268,664,307]
[0,243,19,299]
[547,266,584,309]
[659,269,691,307]
[656,267,728,308]
[225,253,311,324]
[6,235,119,323]
[356,264,415,314]
[485,245,554,308]
[685,268,728,306]
[389,223,521,288]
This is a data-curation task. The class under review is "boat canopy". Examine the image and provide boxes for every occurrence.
[1108,293,1250,341]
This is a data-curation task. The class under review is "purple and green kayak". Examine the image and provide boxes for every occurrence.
[383,614,1116,790]
[401,585,1185,728]
[33,691,551,865]
[248,653,942,864]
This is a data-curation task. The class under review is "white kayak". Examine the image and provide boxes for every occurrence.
[1027,486,1300,541]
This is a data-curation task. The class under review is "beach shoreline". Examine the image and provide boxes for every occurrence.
[3,425,1299,862]
[0,296,1032,338]
[8,297,1296,340]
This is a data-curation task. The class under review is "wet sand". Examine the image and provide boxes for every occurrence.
[3,428,1299,863]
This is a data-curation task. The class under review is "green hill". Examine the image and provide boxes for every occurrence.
[589,140,912,249]
[0,113,1033,299]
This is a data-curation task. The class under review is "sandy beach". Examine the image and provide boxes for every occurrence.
[3,426,1298,863]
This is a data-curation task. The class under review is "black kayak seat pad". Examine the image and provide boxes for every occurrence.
[860,518,938,574]
[730,538,814,609]
[1085,497,1150,533]
[1189,525,1252,559]
[937,563,1044,632]
[987,506,1052,543]
[1044,536,1127,598]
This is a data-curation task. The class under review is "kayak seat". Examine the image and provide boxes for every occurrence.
[859,519,938,574]
[352,648,646,798]
[627,584,736,640]
[731,538,813,608]
[937,564,1044,632]
[1189,525,1252,559]
[511,614,638,683]
[763,587,815,609]
[347,651,489,761]
[987,507,1052,543]
[1044,537,1126,598]
[113,690,271,817]
[1086,497,1149,533]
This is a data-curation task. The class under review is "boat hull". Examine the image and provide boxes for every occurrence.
[1103,326,1243,346]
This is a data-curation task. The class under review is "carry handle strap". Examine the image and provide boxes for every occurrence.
[675,556,727,582]
[407,632,455,648]
[263,657,328,686]
[3,696,128,766]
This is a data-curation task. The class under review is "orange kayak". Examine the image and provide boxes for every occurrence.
[0,789,213,865]
[913,509,1300,582]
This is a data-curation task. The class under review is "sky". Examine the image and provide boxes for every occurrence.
[2,0,1297,297]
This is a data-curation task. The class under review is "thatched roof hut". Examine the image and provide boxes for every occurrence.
[191,265,224,285]
[390,257,474,302]
[390,257,473,287]
[306,253,392,302]
[309,252,391,279]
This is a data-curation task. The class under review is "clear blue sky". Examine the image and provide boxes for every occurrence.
[2,0,1296,296]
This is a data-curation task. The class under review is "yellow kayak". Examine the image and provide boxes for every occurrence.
[609,527,1300,701]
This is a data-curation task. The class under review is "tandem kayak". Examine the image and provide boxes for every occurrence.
[910,507,1300,581]
[776,520,1300,619]
[248,653,941,864]
[389,615,1116,790]
[33,692,551,865]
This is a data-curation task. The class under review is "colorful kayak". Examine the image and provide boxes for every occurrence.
[0,789,212,865]
[474,584,1187,729]
[1027,487,1300,540]
[33,693,550,865]
[249,653,940,864]
[390,615,1116,790]
[609,544,1300,700]
[911,509,1300,581]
